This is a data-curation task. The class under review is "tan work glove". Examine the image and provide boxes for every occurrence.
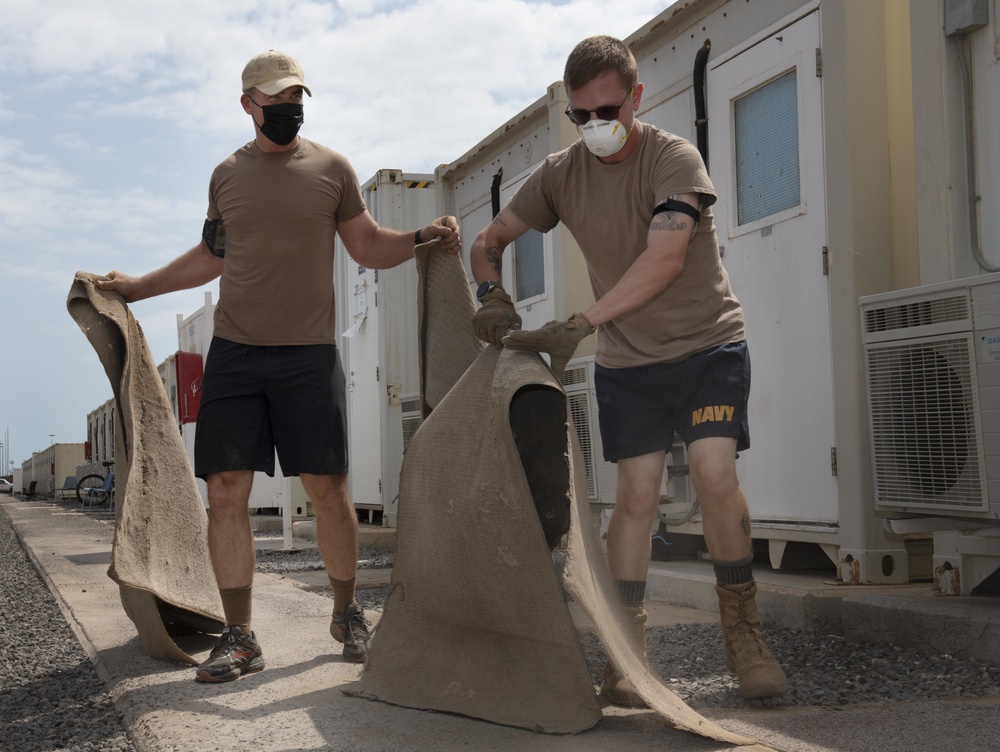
[501,312,595,378]
[473,286,522,345]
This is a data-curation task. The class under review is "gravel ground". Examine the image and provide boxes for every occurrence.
[580,625,1000,710]
[255,545,394,574]
[0,506,137,752]
[3,503,999,752]
[258,544,1000,710]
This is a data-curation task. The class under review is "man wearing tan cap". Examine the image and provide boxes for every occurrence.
[99,50,461,682]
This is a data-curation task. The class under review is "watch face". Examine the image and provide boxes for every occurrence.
[477,281,494,300]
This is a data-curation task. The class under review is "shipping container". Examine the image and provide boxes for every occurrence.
[333,170,438,528]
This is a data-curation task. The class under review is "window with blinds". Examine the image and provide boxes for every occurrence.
[734,69,800,226]
[514,228,545,302]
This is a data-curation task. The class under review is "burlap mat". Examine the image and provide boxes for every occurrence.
[68,273,224,665]
[352,247,768,747]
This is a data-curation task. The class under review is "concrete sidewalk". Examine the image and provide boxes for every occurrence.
[5,496,1000,752]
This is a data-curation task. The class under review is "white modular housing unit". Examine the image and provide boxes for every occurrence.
[333,170,438,528]
[85,399,116,467]
[432,0,965,585]
[193,0,1000,589]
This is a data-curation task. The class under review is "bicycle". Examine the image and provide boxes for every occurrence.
[76,461,115,508]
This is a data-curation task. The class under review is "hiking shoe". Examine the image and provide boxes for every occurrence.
[194,626,265,683]
[330,602,371,663]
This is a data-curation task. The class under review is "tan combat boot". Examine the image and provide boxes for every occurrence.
[716,581,788,700]
[600,606,648,708]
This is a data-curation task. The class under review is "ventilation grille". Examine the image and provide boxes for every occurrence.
[401,415,422,450]
[863,294,970,335]
[865,335,986,511]
[568,392,597,498]
[401,393,422,450]
[562,363,590,389]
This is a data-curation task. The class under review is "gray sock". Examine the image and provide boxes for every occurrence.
[713,555,754,586]
[616,579,646,608]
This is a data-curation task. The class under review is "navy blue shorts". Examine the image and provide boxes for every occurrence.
[194,337,348,478]
[594,340,751,462]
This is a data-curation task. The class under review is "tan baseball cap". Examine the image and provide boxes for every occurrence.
[241,50,312,96]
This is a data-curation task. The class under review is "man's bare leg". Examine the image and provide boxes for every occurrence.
[688,436,786,699]
[300,472,370,663]
[196,470,264,683]
[601,451,665,706]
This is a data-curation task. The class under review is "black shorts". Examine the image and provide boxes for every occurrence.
[594,340,751,462]
[194,337,348,478]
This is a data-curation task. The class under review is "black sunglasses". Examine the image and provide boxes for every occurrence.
[564,89,633,126]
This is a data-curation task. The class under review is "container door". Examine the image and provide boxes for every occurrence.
[708,10,838,523]
[343,265,383,508]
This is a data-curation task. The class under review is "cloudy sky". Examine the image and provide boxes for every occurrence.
[0,0,671,468]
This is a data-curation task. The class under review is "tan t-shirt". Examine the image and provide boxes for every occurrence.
[510,122,744,368]
[206,138,366,345]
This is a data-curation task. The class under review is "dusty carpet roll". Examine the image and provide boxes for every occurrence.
[68,272,224,665]
[350,247,767,747]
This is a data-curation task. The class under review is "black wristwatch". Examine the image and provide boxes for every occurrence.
[477,280,500,302]
[414,229,423,245]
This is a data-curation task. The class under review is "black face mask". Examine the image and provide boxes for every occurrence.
[255,101,304,145]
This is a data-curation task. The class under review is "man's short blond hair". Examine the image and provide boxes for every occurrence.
[563,35,637,93]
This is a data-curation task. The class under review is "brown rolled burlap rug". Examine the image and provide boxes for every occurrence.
[351,246,769,748]
[68,272,224,664]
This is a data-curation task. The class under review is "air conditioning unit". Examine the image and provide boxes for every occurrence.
[860,274,1000,523]
[563,358,601,500]
[400,393,423,451]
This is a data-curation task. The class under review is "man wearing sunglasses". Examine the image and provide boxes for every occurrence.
[470,35,786,704]
[99,50,461,682]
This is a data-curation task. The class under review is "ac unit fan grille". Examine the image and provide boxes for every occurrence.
[864,295,969,334]
[866,337,985,510]
[402,415,422,450]
[567,392,597,498]
[562,364,589,388]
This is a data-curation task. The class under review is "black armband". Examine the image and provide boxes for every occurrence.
[653,198,701,224]
[202,219,226,258]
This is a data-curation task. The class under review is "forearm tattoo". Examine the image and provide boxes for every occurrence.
[740,514,751,537]
[486,246,502,276]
